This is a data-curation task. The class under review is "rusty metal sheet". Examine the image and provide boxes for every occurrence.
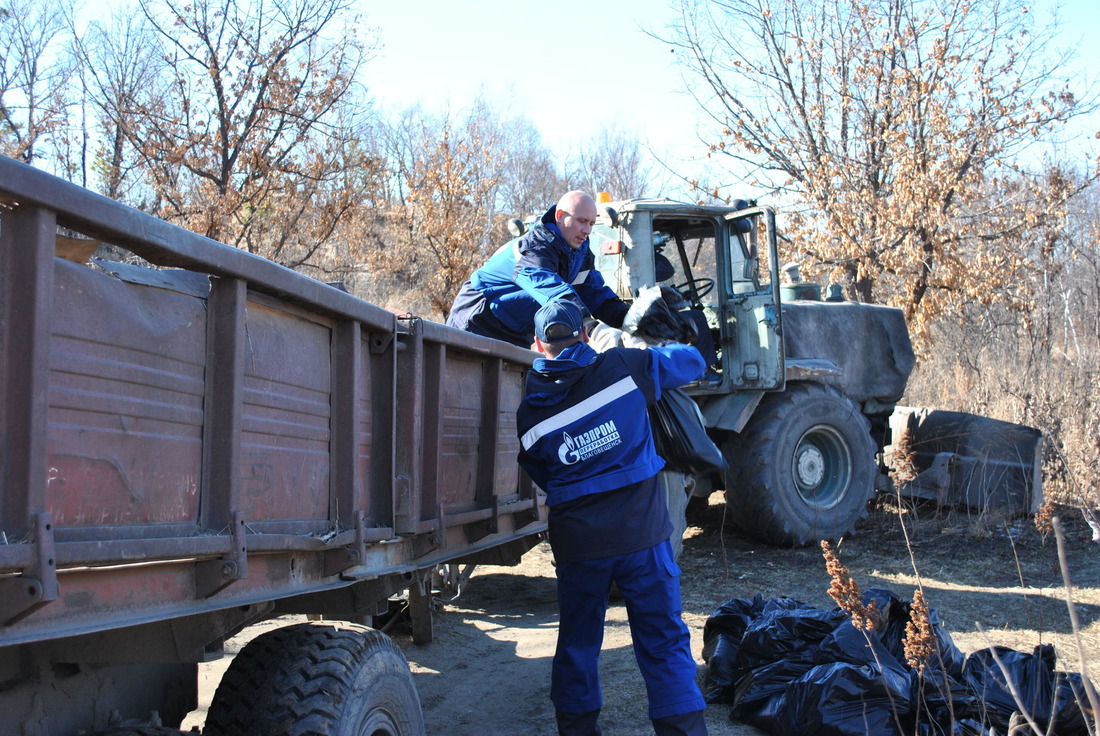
[239,299,333,523]
[435,351,529,511]
[48,258,206,531]
[396,317,534,520]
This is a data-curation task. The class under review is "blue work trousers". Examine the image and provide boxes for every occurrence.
[551,541,707,722]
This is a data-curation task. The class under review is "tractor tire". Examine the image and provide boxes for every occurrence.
[203,621,424,736]
[723,383,876,547]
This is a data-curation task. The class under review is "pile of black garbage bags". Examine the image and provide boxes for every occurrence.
[702,588,1096,735]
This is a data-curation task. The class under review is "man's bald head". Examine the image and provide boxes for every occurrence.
[554,191,598,249]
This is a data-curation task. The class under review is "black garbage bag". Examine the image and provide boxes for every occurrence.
[961,644,1055,731]
[914,716,989,735]
[924,608,966,679]
[731,656,820,723]
[729,602,849,720]
[702,629,743,704]
[862,587,966,679]
[817,618,910,674]
[625,286,723,475]
[910,641,1096,736]
[623,285,697,345]
[701,594,767,704]
[861,587,970,736]
[702,594,768,662]
[913,671,984,736]
[649,387,726,475]
[746,660,914,736]
[703,590,1098,736]
[861,587,909,658]
[732,600,849,672]
[702,595,843,709]
[1050,670,1098,735]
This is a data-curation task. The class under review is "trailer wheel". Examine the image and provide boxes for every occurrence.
[723,383,875,547]
[203,621,424,736]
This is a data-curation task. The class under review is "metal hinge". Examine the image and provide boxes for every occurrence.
[1,513,59,625]
[195,510,249,598]
[325,510,368,578]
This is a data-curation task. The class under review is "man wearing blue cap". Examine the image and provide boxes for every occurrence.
[517,300,709,736]
[446,191,630,348]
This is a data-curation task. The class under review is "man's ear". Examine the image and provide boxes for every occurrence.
[533,336,547,354]
[554,207,566,225]
[581,326,589,343]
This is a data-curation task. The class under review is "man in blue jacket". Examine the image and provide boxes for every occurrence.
[517,300,709,736]
[446,191,629,347]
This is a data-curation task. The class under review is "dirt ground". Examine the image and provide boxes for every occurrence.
[181,492,1100,735]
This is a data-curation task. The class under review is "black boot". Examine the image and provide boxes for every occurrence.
[555,708,602,736]
[652,708,708,736]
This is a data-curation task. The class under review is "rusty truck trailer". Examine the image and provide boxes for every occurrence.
[0,156,545,735]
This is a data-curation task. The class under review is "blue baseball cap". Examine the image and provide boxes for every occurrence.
[534,300,584,343]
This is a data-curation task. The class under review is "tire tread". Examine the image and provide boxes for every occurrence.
[204,621,422,736]
[724,383,875,546]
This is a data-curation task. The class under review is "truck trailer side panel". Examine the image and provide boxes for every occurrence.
[0,157,544,734]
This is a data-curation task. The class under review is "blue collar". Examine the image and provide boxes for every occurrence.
[544,221,588,251]
[533,342,597,372]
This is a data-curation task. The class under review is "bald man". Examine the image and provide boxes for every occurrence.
[446,191,630,348]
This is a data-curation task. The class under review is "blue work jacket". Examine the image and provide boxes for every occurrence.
[446,206,629,347]
[517,341,705,506]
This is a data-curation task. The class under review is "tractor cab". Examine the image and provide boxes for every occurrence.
[590,198,785,400]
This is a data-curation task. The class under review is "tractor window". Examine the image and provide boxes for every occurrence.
[652,218,719,309]
[729,212,771,293]
[652,216,722,377]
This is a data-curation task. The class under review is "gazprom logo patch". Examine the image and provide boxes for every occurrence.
[557,420,622,465]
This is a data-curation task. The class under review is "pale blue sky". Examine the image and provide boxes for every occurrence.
[362,0,1100,176]
[361,1,697,162]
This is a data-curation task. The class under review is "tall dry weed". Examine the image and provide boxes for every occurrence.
[821,540,879,631]
[903,589,935,675]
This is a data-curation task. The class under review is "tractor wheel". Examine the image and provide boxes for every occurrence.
[203,621,424,736]
[723,383,876,546]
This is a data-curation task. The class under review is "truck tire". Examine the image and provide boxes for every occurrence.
[724,383,875,546]
[203,621,425,736]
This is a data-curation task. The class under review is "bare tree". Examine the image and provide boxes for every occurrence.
[366,105,506,318]
[667,0,1096,348]
[567,125,656,200]
[494,117,568,217]
[74,13,162,201]
[0,0,77,165]
[364,105,660,318]
[88,0,377,268]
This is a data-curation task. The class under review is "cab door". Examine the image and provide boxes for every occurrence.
[721,206,784,392]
